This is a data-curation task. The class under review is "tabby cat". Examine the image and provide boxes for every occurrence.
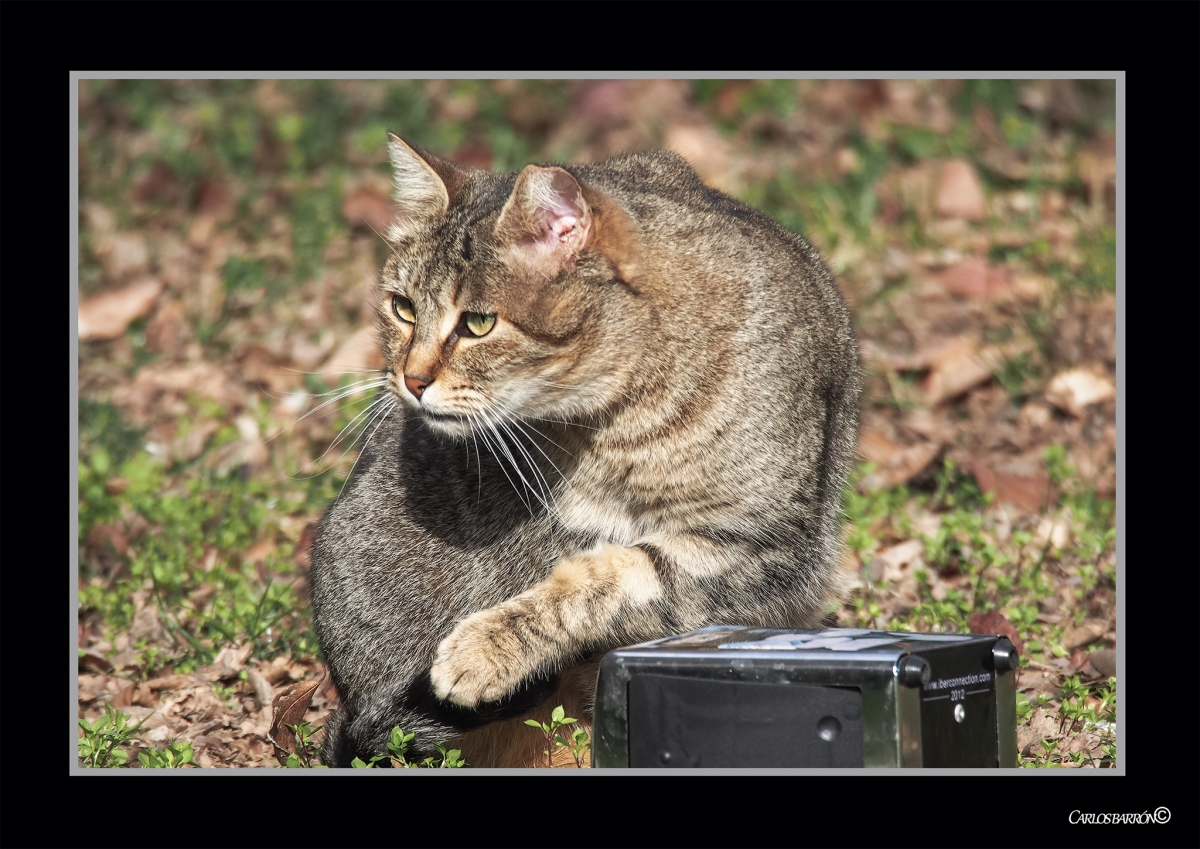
[309,135,861,767]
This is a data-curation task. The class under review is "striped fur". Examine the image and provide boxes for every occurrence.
[309,138,861,767]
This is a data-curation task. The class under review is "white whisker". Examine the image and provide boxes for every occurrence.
[336,399,397,501]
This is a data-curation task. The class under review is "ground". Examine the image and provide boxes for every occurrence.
[76,79,1117,769]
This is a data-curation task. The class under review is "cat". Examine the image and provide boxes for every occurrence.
[308,135,862,767]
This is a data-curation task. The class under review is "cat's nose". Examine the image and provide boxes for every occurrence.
[404,374,430,399]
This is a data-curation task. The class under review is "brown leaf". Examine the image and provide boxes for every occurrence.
[1088,649,1116,679]
[112,682,137,709]
[1078,134,1116,208]
[207,644,254,682]
[961,454,1051,511]
[143,299,191,354]
[342,186,395,235]
[133,162,183,205]
[935,160,987,221]
[269,679,320,757]
[85,524,130,558]
[321,325,384,379]
[1017,707,1061,757]
[967,610,1025,656]
[143,673,196,692]
[294,520,320,569]
[931,259,1012,299]
[247,668,275,711]
[921,340,993,406]
[94,232,151,280]
[194,179,235,221]
[113,361,242,416]
[857,427,943,491]
[663,122,736,192]
[1045,368,1115,418]
[78,649,114,674]
[79,278,165,341]
[1060,619,1108,653]
[242,537,277,567]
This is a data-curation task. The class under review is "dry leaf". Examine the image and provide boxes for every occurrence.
[1088,649,1116,679]
[931,258,1011,299]
[935,160,987,221]
[294,521,320,569]
[79,279,164,341]
[114,361,242,414]
[967,610,1025,656]
[94,232,151,280]
[143,674,196,692]
[1045,369,1115,417]
[247,668,275,710]
[1034,516,1071,550]
[269,679,320,757]
[857,427,943,491]
[194,179,235,221]
[342,186,395,235]
[321,325,384,379]
[868,539,925,584]
[962,454,1050,511]
[921,340,993,406]
[1017,707,1061,756]
[242,538,277,567]
[1060,619,1108,652]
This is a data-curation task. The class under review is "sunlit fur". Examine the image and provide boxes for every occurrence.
[309,138,862,767]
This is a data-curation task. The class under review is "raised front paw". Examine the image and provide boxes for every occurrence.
[430,607,533,708]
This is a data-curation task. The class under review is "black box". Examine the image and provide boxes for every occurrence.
[593,626,1019,768]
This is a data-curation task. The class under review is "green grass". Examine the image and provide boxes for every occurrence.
[79,79,1117,769]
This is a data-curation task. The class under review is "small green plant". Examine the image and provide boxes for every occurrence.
[525,705,591,768]
[279,721,327,768]
[350,725,466,769]
[78,703,148,768]
[138,740,195,768]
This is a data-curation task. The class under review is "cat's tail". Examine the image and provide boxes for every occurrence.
[321,670,561,767]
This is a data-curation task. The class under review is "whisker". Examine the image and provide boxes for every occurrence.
[467,413,484,505]
[489,400,578,458]
[291,394,392,481]
[308,395,392,468]
[475,419,532,515]
[482,408,557,517]
[503,415,572,485]
[494,416,555,509]
[336,400,397,501]
[278,366,387,377]
[266,380,388,445]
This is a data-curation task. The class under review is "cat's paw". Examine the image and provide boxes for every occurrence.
[431,608,530,708]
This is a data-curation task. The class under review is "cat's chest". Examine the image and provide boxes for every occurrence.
[554,488,646,547]
[552,449,714,545]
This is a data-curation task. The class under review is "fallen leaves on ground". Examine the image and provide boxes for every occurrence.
[79,279,164,341]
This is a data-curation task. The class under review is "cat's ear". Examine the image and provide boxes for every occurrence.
[494,165,592,262]
[386,133,469,242]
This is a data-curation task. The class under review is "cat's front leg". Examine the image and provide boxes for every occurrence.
[431,543,665,708]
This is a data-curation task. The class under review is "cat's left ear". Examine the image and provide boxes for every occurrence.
[494,166,592,261]
[386,133,471,243]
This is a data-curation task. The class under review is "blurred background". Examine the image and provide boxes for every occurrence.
[77,79,1117,768]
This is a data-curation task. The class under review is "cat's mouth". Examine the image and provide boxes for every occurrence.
[415,405,475,438]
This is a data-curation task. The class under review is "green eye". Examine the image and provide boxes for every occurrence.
[392,294,415,323]
[463,312,496,337]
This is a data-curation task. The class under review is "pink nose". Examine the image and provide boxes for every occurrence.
[404,375,429,399]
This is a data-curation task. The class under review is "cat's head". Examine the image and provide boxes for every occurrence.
[377,136,645,439]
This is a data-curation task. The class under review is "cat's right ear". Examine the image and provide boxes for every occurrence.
[386,133,469,242]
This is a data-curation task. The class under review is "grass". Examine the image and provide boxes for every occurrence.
[78,79,1116,769]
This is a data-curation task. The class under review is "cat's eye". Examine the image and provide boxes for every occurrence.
[392,294,415,324]
[462,312,496,338]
